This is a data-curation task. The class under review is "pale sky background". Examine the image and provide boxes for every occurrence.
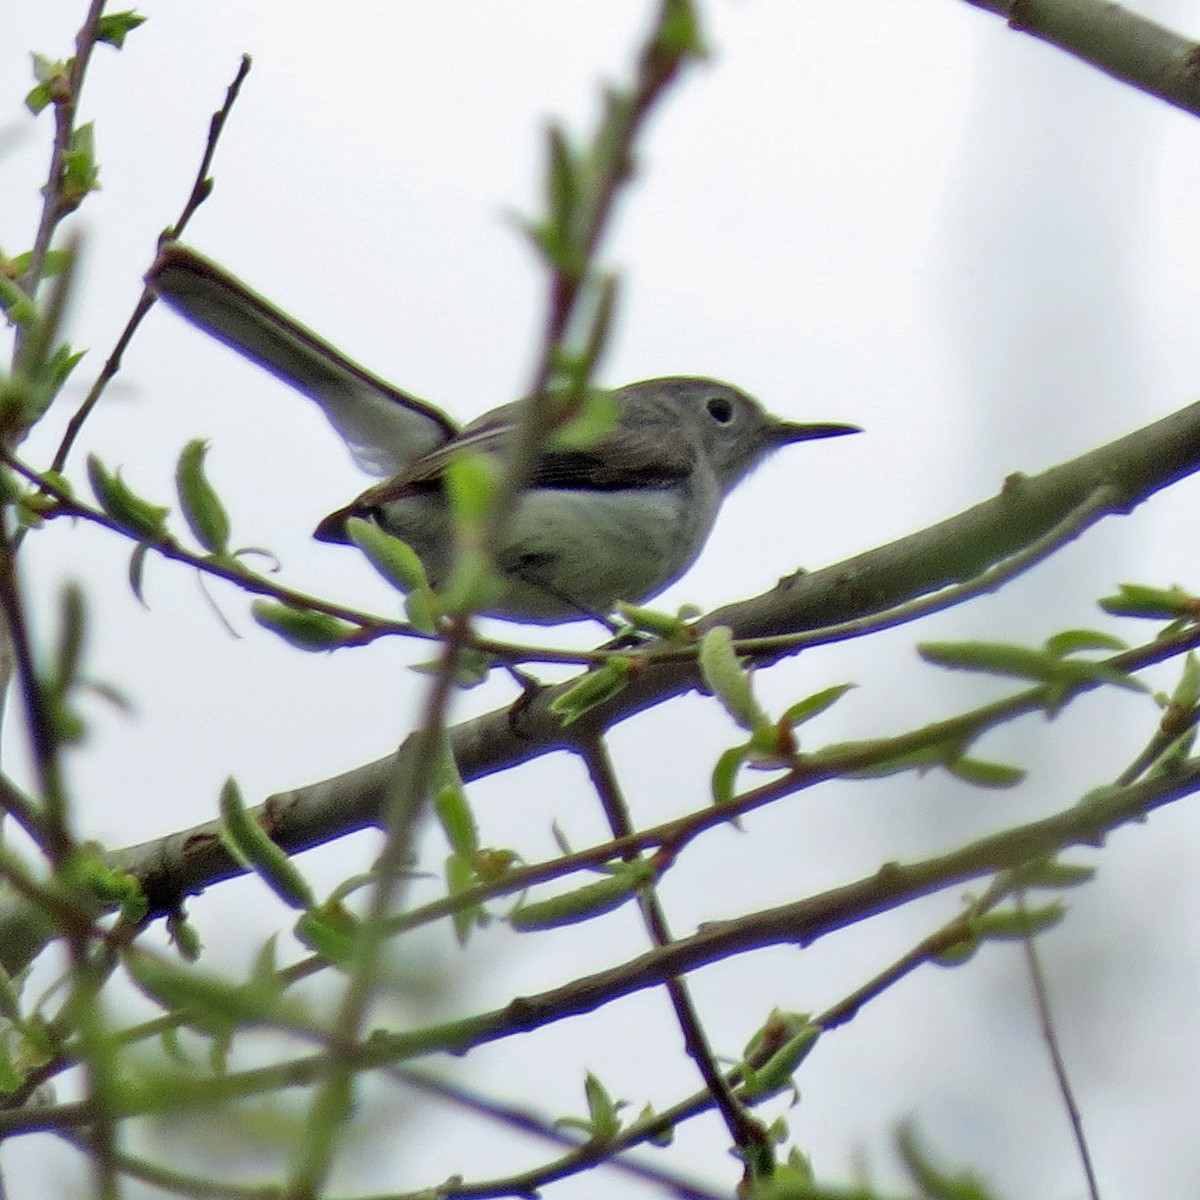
[5,2,1200,1197]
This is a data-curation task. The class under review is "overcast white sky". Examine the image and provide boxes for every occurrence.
[5,2,1200,1197]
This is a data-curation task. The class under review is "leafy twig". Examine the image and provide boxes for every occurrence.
[16,0,107,317]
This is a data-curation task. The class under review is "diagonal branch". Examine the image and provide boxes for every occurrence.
[1,393,1199,973]
[5,756,1198,1138]
[960,0,1200,116]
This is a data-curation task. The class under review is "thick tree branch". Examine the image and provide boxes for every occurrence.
[961,0,1200,115]
[4,756,1197,1137]
[1,394,1199,972]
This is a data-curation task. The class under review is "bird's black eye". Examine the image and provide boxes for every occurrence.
[706,395,734,424]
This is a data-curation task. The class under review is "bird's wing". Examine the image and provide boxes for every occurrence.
[147,244,457,476]
[314,401,694,541]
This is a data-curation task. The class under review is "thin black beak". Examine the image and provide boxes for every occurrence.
[771,420,862,446]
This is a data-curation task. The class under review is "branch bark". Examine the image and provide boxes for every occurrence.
[961,0,1200,115]
[1,394,1199,973]
[4,756,1195,1136]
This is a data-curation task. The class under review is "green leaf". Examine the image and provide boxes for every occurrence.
[0,272,35,324]
[780,683,855,728]
[711,744,748,805]
[522,217,571,276]
[1009,858,1095,890]
[445,450,500,529]
[401,587,439,634]
[87,454,169,539]
[42,686,86,744]
[1099,582,1196,620]
[345,516,430,595]
[549,657,631,725]
[61,122,100,208]
[740,1010,820,1101]
[1043,628,1127,656]
[611,600,693,640]
[942,755,1025,789]
[26,55,68,115]
[546,125,579,240]
[1146,727,1197,779]
[738,1162,816,1200]
[51,582,86,693]
[551,387,621,450]
[0,963,21,1023]
[434,782,478,859]
[635,1103,674,1146]
[567,274,619,390]
[62,845,147,922]
[510,861,653,931]
[699,625,765,732]
[439,545,506,618]
[128,542,152,606]
[166,910,203,962]
[125,952,282,1035]
[218,777,315,911]
[742,1008,812,1063]
[294,905,360,967]
[250,600,356,651]
[0,1034,20,1094]
[175,439,230,553]
[930,932,980,967]
[1167,651,1200,711]
[445,852,486,945]
[410,646,497,687]
[813,738,946,781]
[474,847,518,883]
[896,1121,999,1200]
[3,248,74,280]
[28,343,84,423]
[582,1071,623,1142]
[655,0,709,59]
[972,902,1065,942]
[919,640,1145,694]
[96,10,147,48]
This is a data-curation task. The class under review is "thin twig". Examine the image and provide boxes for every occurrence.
[0,526,69,861]
[389,1067,733,1200]
[5,756,1190,1139]
[55,1127,280,1200]
[15,0,106,316]
[579,736,771,1171]
[50,55,253,474]
[1016,891,1102,1200]
[286,615,470,1196]
[479,0,703,598]
[0,484,119,1197]
[650,482,1123,664]
[17,617,1192,986]
[5,449,419,640]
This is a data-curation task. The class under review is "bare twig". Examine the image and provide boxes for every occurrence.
[1016,892,1103,1200]
[50,55,252,474]
[389,1067,732,1200]
[580,736,771,1173]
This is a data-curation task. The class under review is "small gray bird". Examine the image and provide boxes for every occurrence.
[147,245,859,624]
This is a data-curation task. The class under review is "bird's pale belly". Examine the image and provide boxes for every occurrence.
[377,485,716,624]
